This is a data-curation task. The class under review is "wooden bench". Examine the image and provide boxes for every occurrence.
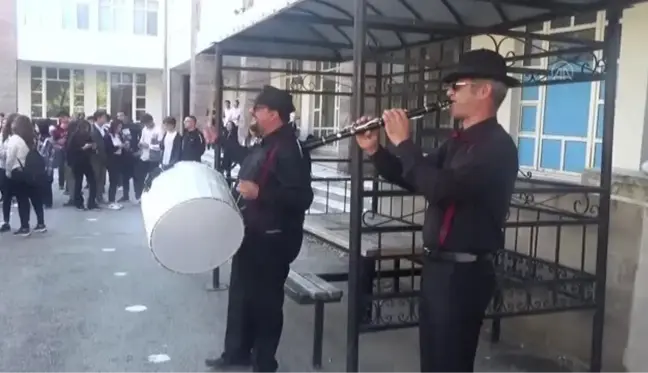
[284,270,344,369]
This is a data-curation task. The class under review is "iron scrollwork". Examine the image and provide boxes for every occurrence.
[484,33,607,86]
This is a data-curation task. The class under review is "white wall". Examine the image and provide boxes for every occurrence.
[471,3,648,175]
[17,62,164,122]
[166,0,191,69]
[17,0,166,70]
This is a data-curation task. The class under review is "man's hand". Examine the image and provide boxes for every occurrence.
[354,116,380,155]
[382,109,410,146]
[238,180,259,200]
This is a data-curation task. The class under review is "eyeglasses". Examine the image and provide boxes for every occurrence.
[443,81,475,91]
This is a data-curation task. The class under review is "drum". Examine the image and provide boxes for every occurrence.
[140,161,245,274]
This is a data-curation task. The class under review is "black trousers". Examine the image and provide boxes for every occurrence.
[418,258,496,372]
[121,155,136,200]
[73,162,97,208]
[134,160,159,200]
[41,174,53,208]
[0,170,10,223]
[223,231,302,372]
[9,172,45,228]
[107,156,126,203]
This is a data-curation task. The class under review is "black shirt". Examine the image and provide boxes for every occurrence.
[371,117,518,255]
[220,124,313,234]
[180,129,206,162]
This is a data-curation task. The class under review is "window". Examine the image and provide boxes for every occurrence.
[99,0,128,32]
[516,12,603,174]
[97,71,147,120]
[30,66,85,118]
[312,62,340,149]
[62,1,90,30]
[134,0,159,36]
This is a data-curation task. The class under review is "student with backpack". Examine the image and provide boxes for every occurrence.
[5,115,47,236]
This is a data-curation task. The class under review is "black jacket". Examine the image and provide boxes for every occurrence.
[121,121,142,156]
[219,124,313,235]
[371,118,518,255]
[67,130,95,167]
[103,132,125,162]
[181,129,206,162]
[160,132,183,166]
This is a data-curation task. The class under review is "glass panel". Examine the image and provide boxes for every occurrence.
[133,9,146,34]
[74,70,84,94]
[45,80,71,118]
[548,28,597,67]
[136,85,146,97]
[74,95,84,107]
[135,109,146,121]
[59,69,70,80]
[136,73,146,84]
[31,79,43,92]
[30,66,42,79]
[46,68,57,80]
[31,105,43,118]
[136,98,146,109]
[31,92,42,106]
[98,5,113,31]
[97,71,108,109]
[122,73,133,84]
[77,3,90,29]
[111,72,121,84]
[111,84,133,118]
[526,22,543,32]
[146,10,158,36]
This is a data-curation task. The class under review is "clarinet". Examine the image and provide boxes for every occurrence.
[301,100,452,151]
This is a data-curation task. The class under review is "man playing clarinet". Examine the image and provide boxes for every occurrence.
[206,85,313,372]
[355,49,519,372]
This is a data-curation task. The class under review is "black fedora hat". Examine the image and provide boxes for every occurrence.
[442,49,520,88]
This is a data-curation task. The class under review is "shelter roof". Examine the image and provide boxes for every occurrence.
[209,0,634,61]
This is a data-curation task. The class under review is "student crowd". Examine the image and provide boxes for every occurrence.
[0,110,207,237]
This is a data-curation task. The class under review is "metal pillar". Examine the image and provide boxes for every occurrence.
[370,62,382,213]
[207,43,228,293]
[346,0,366,370]
[590,6,621,372]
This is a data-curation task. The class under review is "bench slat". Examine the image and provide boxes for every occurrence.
[285,270,343,304]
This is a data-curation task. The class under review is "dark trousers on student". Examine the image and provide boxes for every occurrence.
[41,174,53,208]
[107,156,124,203]
[120,155,136,201]
[134,159,159,200]
[418,257,496,372]
[0,170,11,223]
[222,231,302,372]
[9,172,45,229]
[73,162,97,208]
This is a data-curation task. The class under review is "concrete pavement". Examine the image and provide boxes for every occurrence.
[0,187,577,371]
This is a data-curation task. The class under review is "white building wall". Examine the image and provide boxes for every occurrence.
[17,0,166,70]
[17,62,164,122]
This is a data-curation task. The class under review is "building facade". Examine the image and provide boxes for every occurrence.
[12,0,166,121]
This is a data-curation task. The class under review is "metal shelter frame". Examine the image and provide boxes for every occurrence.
[203,0,638,371]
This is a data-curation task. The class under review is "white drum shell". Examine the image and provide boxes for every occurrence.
[141,161,244,274]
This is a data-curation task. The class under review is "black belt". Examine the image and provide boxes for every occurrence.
[423,248,493,263]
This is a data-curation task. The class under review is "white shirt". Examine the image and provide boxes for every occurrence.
[111,134,123,155]
[231,107,241,123]
[162,131,177,166]
[223,108,235,124]
[95,123,106,137]
[0,138,7,169]
[139,126,160,161]
[5,135,29,177]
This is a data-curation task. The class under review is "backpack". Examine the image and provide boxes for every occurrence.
[17,147,47,185]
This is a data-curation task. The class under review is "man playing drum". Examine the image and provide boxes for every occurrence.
[206,85,314,372]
